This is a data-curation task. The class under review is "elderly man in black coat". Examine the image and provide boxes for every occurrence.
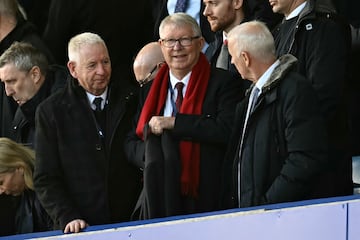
[34,32,141,233]
[222,21,328,208]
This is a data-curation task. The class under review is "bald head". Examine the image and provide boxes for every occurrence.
[133,42,164,86]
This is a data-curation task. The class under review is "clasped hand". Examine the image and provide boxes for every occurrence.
[148,116,175,135]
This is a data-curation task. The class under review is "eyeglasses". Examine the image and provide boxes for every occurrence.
[138,62,165,87]
[160,36,200,48]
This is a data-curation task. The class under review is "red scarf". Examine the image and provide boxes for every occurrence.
[136,53,210,197]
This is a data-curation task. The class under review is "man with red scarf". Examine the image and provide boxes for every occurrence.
[125,12,242,219]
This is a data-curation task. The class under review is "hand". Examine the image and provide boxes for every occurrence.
[149,116,175,135]
[64,219,89,233]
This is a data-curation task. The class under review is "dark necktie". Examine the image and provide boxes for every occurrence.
[175,82,184,115]
[174,0,188,12]
[216,39,229,70]
[93,97,103,112]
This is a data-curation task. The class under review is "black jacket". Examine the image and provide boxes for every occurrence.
[222,55,328,208]
[34,76,142,230]
[15,190,53,234]
[272,0,353,196]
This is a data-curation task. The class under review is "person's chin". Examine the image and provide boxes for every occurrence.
[15,99,24,106]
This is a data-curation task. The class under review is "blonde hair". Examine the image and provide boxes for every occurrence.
[0,138,35,190]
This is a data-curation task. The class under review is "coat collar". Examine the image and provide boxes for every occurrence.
[245,54,298,97]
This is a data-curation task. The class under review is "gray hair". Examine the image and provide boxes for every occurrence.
[227,20,276,63]
[68,32,107,62]
[159,12,202,39]
[0,41,48,74]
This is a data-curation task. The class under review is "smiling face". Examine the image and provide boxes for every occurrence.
[67,43,111,96]
[0,168,25,196]
[0,63,39,106]
[159,23,204,79]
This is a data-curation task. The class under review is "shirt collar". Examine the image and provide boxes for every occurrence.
[169,71,191,90]
[86,87,108,108]
[255,60,280,92]
[286,2,307,20]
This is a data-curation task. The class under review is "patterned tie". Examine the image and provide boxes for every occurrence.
[93,97,103,112]
[174,0,188,12]
[216,39,229,70]
[174,82,184,115]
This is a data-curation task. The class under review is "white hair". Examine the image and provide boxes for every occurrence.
[68,32,107,62]
[227,20,276,63]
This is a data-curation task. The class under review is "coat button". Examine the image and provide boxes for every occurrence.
[95,144,102,151]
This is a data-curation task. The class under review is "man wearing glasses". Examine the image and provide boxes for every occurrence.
[125,13,242,219]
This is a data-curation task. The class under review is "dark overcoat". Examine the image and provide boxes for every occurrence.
[222,55,328,208]
[34,76,142,230]
[272,0,353,196]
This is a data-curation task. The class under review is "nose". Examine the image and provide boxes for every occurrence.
[203,5,209,16]
[96,64,107,75]
[173,40,183,50]
[4,84,14,96]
